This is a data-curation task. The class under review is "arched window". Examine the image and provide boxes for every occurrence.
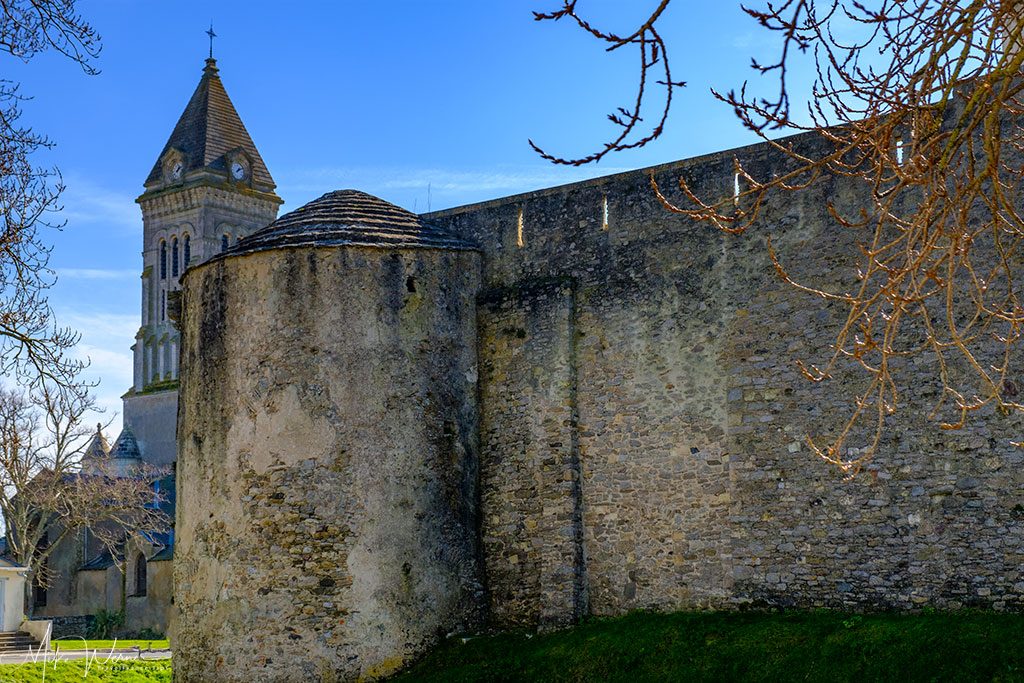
[160,290,166,322]
[159,241,167,280]
[183,234,191,267]
[171,237,179,277]
[134,553,147,596]
[221,233,230,253]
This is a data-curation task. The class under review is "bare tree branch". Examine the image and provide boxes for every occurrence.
[0,0,100,394]
[530,1,685,165]
[541,0,1024,475]
[0,383,169,601]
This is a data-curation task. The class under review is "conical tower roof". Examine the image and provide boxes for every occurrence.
[228,190,478,256]
[144,58,275,190]
[109,424,142,461]
[84,424,110,460]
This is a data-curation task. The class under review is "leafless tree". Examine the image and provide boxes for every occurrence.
[0,380,168,608]
[536,0,1024,474]
[0,1,100,392]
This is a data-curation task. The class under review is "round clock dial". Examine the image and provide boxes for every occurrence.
[231,161,246,180]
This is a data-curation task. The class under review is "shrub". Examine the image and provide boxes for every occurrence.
[88,609,125,639]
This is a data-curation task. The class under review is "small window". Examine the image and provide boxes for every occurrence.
[159,241,167,280]
[171,237,179,277]
[183,234,191,267]
[134,553,147,597]
[221,234,230,253]
[161,291,166,322]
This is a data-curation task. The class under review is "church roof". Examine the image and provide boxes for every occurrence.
[84,424,110,460]
[145,58,275,189]
[228,190,478,255]
[109,425,142,461]
[149,545,174,562]
[80,549,116,572]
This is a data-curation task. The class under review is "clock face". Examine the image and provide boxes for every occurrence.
[231,161,246,180]
[171,162,183,180]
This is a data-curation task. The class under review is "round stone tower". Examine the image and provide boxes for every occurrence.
[174,190,483,682]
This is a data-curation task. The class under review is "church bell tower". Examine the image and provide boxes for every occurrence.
[124,56,282,466]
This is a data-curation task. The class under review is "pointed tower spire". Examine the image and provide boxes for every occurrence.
[143,58,277,193]
[110,424,142,461]
[84,423,111,460]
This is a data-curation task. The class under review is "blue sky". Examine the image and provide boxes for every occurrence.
[10,0,812,435]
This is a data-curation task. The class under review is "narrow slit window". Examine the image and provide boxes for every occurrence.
[733,173,741,206]
[602,195,609,231]
[171,237,179,277]
[159,241,167,280]
[135,553,147,596]
[183,234,191,266]
[516,207,524,248]
[161,290,166,322]
[221,234,230,253]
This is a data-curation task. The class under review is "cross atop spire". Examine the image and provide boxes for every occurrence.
[206,22,217,60]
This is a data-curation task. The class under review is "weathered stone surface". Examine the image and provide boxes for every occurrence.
[176,245,483,682]
[477,278,586,628]
[44,615,94,639]
[177,126,1024,680]
[426,130,1024,620]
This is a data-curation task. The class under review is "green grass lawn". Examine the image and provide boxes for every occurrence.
[397,610,1024,682]
[51,639,169,651]
[0,659,170,682]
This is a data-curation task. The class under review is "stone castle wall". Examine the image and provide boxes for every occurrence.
[426,130,1024,626]
[175,246,484,682]
[175,125,1024,681]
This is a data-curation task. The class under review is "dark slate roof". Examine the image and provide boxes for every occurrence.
[153,474,175,518]
[149,545,174,562]
[110,425,142,460]
[0,557,26,570]
[144,530,174,548]
[227,190,478,255]
[145,58,275,189]
[138,528,174,562]
[84,424,110,460]
[80,550,116,572]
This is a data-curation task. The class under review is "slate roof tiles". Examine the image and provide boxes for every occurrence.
[228,190,478,254]
[145,58,275,189]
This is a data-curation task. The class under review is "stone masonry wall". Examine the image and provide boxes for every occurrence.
[176,246,484,682]
[477,278,585,628]
[426,129,1024,625]
[44,615,95,639]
